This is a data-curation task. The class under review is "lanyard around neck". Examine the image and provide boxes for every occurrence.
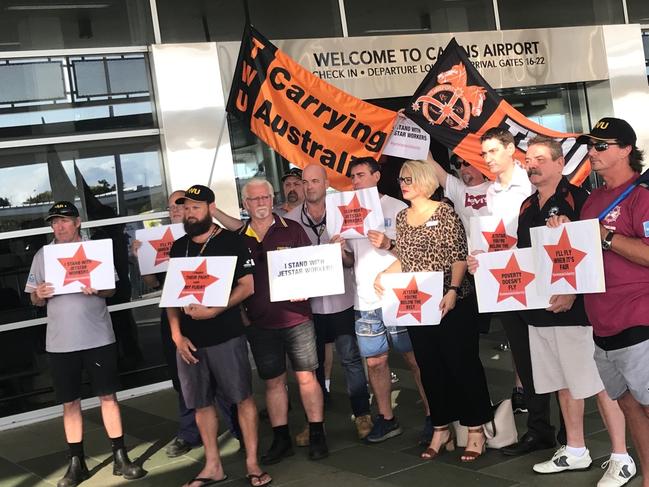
[301,204,326,244]
[185,226,219,257]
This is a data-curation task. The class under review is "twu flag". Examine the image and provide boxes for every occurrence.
[405,38,590,185]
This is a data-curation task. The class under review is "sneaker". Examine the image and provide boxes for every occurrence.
[533,446,592,474]
[511,387,528,414]
[365,415,403,443]
[597,457,636,487]
[295,425,310,447]
[355,414,373,440]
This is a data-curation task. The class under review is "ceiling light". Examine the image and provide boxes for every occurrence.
[7,4,110,10]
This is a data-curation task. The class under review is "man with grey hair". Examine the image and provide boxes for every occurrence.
[239,178,329,464]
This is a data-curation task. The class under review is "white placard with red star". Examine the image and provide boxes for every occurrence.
[475,248,551,312]
[44,239,115,295]
[530,219,605,295]
[135,224,186,275]
[325,187,385,239]
[469,215,518,253]
[268,244,345,302]
[380,272,443,326]
[159,256,236,307]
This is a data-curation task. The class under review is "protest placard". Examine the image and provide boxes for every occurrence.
[382,116,430,161]
[469,215,518,252]
[381,272,443,326]
[326,187,384,239]
[135,223,185,275]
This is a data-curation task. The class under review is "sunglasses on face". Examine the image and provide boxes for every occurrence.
[586,141,619,152]
[397,176,413,185]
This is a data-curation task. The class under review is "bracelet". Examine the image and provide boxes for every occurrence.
[448,285,462,297]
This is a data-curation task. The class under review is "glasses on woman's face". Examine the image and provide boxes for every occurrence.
[397,176,413,185]
[586,141,619,152]
[246,195,272,204]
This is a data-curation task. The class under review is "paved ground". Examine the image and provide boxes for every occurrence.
[0,322,641,486]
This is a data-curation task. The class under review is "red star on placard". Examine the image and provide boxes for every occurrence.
[179,259,219,303]
[489,253,536,306]
[392,276,433,323]
[57,244,102,288]
[338,194,372,236]
[543,228,587,289]
[482,219,517,252]
[148,227,176,266]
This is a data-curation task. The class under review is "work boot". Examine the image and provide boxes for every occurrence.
[261,434,294,465]
[355,414,373,440]
[57,456,90,487]
[295,424,310,447]
[112,448,146,480]
[308,429,329,460]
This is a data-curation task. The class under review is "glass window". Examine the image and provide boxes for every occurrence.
[156,0,342,42]
[498,0,624,29]
[0,0,153,51]
[345,0,495,37]
[0,53,155,141]
[628,0,649,24]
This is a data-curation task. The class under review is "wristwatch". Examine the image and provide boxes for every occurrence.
[601,230,615,251]
[388,239,396,251]
[448,285,462,297]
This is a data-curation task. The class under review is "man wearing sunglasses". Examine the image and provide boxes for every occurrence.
[576,118,649,487]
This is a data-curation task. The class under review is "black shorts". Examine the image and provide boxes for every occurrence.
[48,343,120,404]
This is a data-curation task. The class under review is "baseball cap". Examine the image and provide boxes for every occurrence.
[46,201,80,221]
[175,184,215,204]
[281,167,303,182]
[576,117,637,146]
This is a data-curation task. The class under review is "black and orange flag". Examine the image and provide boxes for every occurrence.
[227,25,398,190]
[405,38,590,185]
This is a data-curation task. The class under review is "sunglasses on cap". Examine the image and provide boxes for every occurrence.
[586,141,619,152]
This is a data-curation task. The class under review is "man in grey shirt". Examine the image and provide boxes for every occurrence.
[25,201,145,487]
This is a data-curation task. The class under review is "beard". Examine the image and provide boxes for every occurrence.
[286,190,299,203]
[184,214,213,237]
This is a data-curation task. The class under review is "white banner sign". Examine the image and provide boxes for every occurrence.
[159,256,237,307]
[469,215,518,253]
[530,219,605,295]
[135,223,186,275]
[381,272,443,326]
[475,248,550,312]
[268,243,345,302]
[326,187,385,239]
[382,115,430,160]
[44,239,115,295]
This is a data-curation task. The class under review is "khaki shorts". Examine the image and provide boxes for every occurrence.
[529,325,604,400]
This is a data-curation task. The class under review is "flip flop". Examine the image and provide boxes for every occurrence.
[185,475,229,486]
[246,471,272,487]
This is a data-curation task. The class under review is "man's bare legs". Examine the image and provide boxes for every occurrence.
[185,405,225,487]
[617,393,649,487]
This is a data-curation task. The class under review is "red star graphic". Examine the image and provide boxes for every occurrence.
[179,259,219,303]
[543,228,587,289]
[57,245,102,288]
[482,219,517,252]
[392,276,433,323]
[338,194,372,236]
[148,227,176,266]
[489,254,536,306]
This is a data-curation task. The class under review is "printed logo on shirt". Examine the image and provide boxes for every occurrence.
[384,218,393,228]
[602,205,621,228]
[643,221,649,238]
[26,273,37,288]
[547,206,559,218]
[464,193,487,210]
[243,258,255,269]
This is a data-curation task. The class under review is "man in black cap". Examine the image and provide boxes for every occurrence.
[274,167,304,216]
[575,118,649,487]
[166,185,271,487]
[25,201,145,487]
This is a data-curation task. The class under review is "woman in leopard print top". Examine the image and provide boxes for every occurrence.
[375,160,493,463]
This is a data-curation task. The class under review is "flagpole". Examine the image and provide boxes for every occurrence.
[242,0,251,25]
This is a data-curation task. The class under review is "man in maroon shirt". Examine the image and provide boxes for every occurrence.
[577,118,649,487]
[239,178,328,464]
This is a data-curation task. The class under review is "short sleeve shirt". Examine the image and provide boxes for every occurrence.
[444,176,491,237]
[486,163,534,241]
[25,242,115,353]
[240,214,313,329]
[168,229,255,348]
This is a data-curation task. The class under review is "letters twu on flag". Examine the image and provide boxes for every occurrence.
[405,38,591,185]
[227,25,398,190]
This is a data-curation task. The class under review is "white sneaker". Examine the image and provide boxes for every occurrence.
[597,457,636,487]
[533,445,592,474]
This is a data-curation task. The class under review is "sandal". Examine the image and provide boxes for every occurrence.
[421,425,456,460]
[247,471,272,487]
[461,427,486,462]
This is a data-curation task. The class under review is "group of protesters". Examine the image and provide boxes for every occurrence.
[26,117,649,487]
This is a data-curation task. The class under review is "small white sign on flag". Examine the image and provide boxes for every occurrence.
[469,215,519,253]
[268,243,345,302]
[382,116,430,161]
[135,223,186,275]
[381,272,443,326]
[326,187,385,239]
[44,239,115,295]
[530,219,605,295]
[159,256,237,308]
[475,248,551,313]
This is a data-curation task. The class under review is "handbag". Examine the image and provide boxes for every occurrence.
[453,399,518,449]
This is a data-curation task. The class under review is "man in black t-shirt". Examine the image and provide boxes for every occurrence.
[166,185,271,487]
[516,137,634,485]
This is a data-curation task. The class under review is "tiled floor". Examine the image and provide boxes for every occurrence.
[0,324,641,487]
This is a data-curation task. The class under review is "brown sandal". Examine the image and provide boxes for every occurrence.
[461,427,486,462]
[421,426,456,460]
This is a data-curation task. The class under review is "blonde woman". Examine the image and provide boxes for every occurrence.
[374,160,493,462]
